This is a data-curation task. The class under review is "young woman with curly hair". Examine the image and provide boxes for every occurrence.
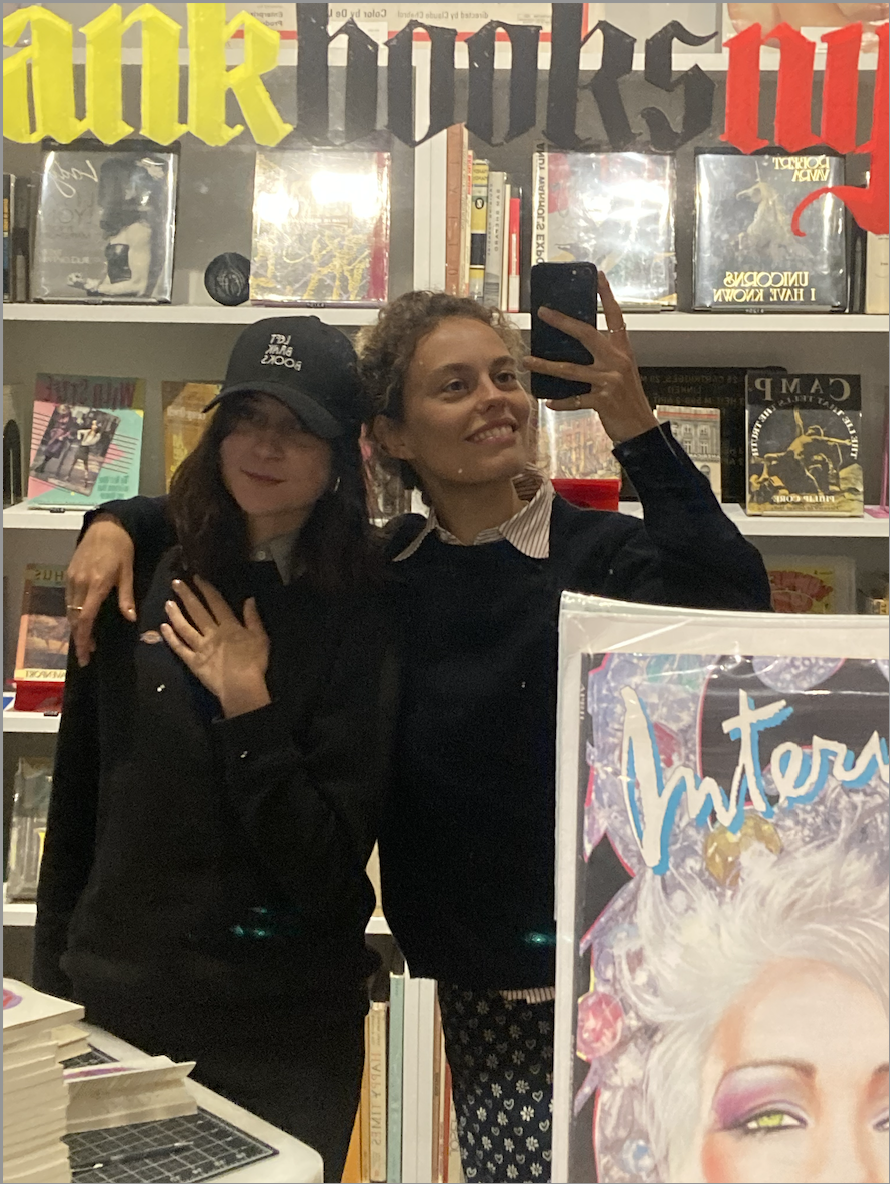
[61,276,769,1183]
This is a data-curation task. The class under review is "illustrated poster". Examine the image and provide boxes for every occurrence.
[554,596,888,1184]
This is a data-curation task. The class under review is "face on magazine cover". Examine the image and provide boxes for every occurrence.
[377,317,532,493]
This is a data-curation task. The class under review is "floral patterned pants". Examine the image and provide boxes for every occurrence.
[438,984,555,1184]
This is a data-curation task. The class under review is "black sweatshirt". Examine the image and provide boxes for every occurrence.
[34,533,397,1012]
[73,425,770,989]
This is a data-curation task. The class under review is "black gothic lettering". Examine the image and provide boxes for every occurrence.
[642,21,718,151]
[296,6,378,144]
[465,20,540,145]
[386,21,456,148]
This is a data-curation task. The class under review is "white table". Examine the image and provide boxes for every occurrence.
[84,1026,324,1184]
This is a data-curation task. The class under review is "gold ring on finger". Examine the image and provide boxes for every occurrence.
[66,604,84,612]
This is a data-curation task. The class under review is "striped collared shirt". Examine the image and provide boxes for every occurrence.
[392,477,555,561]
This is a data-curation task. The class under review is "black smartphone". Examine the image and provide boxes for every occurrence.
[529,262,598,401]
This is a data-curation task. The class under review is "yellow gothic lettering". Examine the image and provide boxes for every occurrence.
[2,6,85,142]
[187,4,292,147]
[82,4,187,145]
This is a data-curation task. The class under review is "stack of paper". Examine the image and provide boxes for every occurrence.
[64,1055,197,1133]
[3,979,83,1184]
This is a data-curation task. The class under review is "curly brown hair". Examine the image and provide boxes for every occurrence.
[355,291,527,493]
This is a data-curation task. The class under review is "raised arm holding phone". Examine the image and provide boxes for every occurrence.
[58,273,769,1184]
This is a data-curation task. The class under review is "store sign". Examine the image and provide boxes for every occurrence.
[3,3,887,232]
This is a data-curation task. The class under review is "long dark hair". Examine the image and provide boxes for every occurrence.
[166,395,382,598]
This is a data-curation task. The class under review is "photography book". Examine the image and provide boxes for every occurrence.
[6,759,53,902]
[27,373,144,508]
[764,554,856,614]
[32,141,178,303]
[655,404,721,498]
[533,151,676,310]
[638,367,749,503]
[553,596,887,1183]
[694,151,846,310]
[746,370,863,516]
[162,381,220,491]
[13,564,70,712]
[250,149,390,306]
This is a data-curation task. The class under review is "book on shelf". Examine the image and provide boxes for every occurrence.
[6,758,53,903]
[162,381,220,491]
[445,124,469,298]
[468,159,490,302]
[249,149,391,306]
[655,404,721,498]
[865,232,889,315]
[27,373,144,509]
[483,170,508,307]
[3,173,10,302]
[368,1001,388,1182]
[13,564,70,713]
[10,172,31,302]
[532,151,676,310]
[764,555,857,613]
[552,596,887,1184]
[745,370,863,516]
[4,384,24,506]
[387,959,404,1184]
[638,367,750,504]
[343,1105,363,1184]
[694,150,846,311]
[860,575,889,615]
[3,978,83,1184]
[360,1012,372,1182]
[32,141,178,303]
[462,149,474,299]
[506,187,521,314]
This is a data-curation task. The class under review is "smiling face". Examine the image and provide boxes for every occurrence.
[375,317,532,494]
[690,958,889,1184]
[218,393,332,542]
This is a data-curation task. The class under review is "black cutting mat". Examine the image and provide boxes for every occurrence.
[64,1107,279,1183]
[62,1046,118,1070]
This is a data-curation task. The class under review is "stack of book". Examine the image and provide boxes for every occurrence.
[64,1056,196,1133]
[343,967,463,1184]
[445,125,520,313]
[3,979,83,1184]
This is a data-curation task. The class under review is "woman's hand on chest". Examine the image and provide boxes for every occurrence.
[160,576,272,718]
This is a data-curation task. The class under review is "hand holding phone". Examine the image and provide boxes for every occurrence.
[524,271,659,445]
[529,262,598,402]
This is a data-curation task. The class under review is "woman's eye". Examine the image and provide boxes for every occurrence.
[874,1112,889,1134]
[496,371,518,385]
[443,379,467,394]
[740,1110,806,1135]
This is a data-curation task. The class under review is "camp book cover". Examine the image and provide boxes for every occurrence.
[533,151,676,310]
[14,564,69,683]
[556,637,887,1184]
[26,373,144,507]
[162,381,220,491]
[694,152,846,311]
[745,371,863,517]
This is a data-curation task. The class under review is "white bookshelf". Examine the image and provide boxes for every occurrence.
[3,710,62,734]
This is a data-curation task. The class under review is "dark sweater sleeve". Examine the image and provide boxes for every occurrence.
[208,612,398,921]
[33,647,100,1000]
[601,423,772,611]
[85,494,174,555]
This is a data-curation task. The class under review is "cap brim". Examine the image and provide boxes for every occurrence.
[204,381,343,439]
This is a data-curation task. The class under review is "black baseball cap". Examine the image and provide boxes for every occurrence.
[204,316,365,439]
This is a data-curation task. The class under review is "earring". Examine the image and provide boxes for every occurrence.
[332,476,341,493]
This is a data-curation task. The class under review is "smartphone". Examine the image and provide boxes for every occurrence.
[529,262,598,401]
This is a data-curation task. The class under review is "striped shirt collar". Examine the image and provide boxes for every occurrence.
[393,478,555,561]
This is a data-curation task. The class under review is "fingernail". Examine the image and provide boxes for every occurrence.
[126,608,137,620]
[172,579,182,588]
[165,600,175,610]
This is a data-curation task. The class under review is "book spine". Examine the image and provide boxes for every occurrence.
[361,1012,372,1183]
[532,151,548,268]
[507,188,521,313]
[415,979,438,1184]
[369,1002,388,1183]
[400,973,420,1184]
[499,181,511,312]
[435,1012,448,1184]
[3,174,11,303]
[866,232,889,315]
[11,176,30,303]
[445,125,465,296]
[461,149,473,297]
[483,171,506,307]
[469,160,490,301]
[386,973,405,1183]
[343,1106,363,1183]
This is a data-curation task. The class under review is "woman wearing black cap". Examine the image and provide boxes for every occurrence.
[34,318,396,1182]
